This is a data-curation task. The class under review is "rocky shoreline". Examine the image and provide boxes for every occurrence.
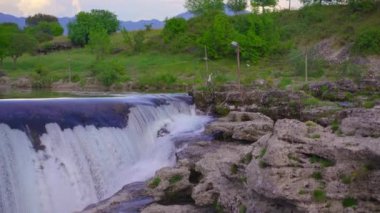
[80,81,380,213]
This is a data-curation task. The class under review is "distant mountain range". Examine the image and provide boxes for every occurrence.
[0,7,248,34]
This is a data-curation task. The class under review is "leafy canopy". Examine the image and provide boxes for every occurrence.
[185,0,224,15]
[227,0,248,13]
[68,9,119,46]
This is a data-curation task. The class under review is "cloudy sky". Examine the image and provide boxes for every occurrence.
[0,0,302,21]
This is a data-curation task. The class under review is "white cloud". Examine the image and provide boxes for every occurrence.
[17,0,51,16]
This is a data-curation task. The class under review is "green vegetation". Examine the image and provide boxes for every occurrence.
[309,155,335,167]
[149,177,161,188]
[240,153,253,164]
[239,204,247,213]
[311,171,323,180]
[0,1,379,89]
[230,164,239,174]
[342,197,358,208]
[340,174,352,184]
[310,134,321,139]
[68,9,119,46]
[169,174,183,184]
[259,147,267,158]
[331,120,340,133]
[259,160,269,168]
[313,189,327,202]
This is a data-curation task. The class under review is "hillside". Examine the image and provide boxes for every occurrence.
[0,4,379,94]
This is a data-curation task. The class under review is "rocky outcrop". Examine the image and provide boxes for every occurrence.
[147,166,193,204]
[142,204,210,213]
[339,107,380,137]
[206,112,274,142]
[247,119,380,212]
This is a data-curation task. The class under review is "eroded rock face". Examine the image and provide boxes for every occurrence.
[206,112,274,142]
[339,107,380,137]
[141,204,210,213]
[146,167,192,204]
[247,119,380,212]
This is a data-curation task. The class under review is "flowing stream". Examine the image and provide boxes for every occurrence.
[0,94,210,213]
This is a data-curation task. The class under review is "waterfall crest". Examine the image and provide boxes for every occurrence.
[0,95,210,213]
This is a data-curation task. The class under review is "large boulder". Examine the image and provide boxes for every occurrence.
[146,167,192,204]
[206,112,274,142]
[339,107,380,137]
[246,119,380,212]
[141,204,210,213]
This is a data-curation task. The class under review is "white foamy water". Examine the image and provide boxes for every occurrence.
[0,97,210,213]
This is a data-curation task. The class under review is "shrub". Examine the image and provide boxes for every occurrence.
[313,189,326,202]
[240,153,253,164]
[340,174,352,184]
[259,148,267,158]
[31,65,53,88]
[311,171,323,180]
[342,197,358,208]
[354,28,380,54]
[230,164,238,174]
[149,177,161,188]
[92,60,126,87]
[169,174,183,184]
[278,77,293,89]
[309,155,334,167]
[349,0,377,13]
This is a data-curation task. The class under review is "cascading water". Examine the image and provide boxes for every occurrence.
[0,94,210,213]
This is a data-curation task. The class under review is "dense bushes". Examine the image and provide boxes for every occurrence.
[349,0,378,13]
[92,60,128,87]
[354,28,380,54]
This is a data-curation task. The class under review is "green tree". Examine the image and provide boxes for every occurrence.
[133,31,146,52]
[88,28,110,60]
[121,28,133,49]
[8,33,38,64]
[0,23,20,64]
[26,13,58,26]
[227,0,248,14]
[68,10,119,46]
[251,0,278,12]
[25,21,64,42]
[144,23,153,31]
[185,0,224,15]
[198,13,236,58]
[162,17,188,43]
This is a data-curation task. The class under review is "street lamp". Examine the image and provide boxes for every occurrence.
[231,41,241,93]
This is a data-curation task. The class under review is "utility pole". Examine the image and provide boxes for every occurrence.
[204,45,209,74]
[305,51,308,83]
[68,56,72,83]
[289,0,291,10]
[237,45,241,93]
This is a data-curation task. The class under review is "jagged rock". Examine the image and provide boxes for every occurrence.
[206,112,274,142]
[336,79,358,93]
[301,105,341,126]
[246,119,380,212]
[141,204,210,213]
[11,77,32,88]
[191,143,250,211]
[81,182,152,213]
[147,167,192,204]
[339,107,380,137]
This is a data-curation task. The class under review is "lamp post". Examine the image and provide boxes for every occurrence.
[231,41,241,93]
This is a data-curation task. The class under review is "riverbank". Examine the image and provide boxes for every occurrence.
[80,81,380,212]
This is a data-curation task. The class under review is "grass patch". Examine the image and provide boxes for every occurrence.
[259,148,267,159]
[240,153,253,165]
[311,171,323,180]
[149,177,161,189]
[239,204,247,213]
[309,155,335,167]
[340,174,352,184]
[310,134,321,139]
[331,120,340,133]
[259,160,269,169]
[169,174,183,185]
[363,100,375,109]
[230,164,238,175]
[313,189,327,203]
[342,197,358,208]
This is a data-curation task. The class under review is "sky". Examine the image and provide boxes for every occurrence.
[0,0,302,21]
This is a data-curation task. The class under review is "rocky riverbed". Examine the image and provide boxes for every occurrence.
[82,83,380,213]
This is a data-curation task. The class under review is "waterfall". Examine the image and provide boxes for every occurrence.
[0,94,210,213]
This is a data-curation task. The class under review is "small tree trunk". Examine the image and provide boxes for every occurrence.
[12,56,17,65]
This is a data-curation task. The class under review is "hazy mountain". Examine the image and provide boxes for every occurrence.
[0,12,26,28]
[119,19,164,31]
